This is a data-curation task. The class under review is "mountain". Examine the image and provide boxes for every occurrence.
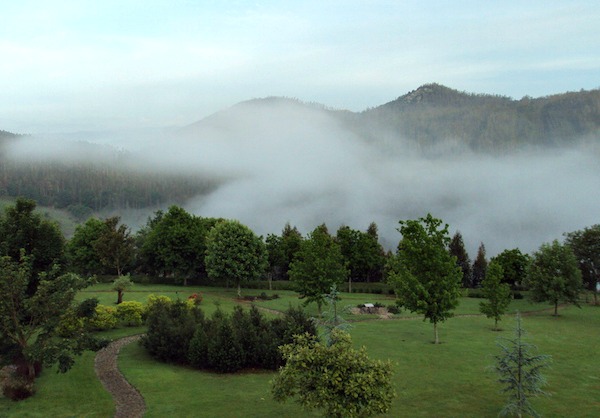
[354,83,600,152]
[1,84,599,218]
[182,84,600,154]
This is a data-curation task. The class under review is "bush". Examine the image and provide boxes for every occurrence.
[467,289,486,299]
[89,305,118,330]
[116,301,144,327]
[0,366,36,401]
[387,304,401,315]
[143,302,317,373]
[141,300,202,364]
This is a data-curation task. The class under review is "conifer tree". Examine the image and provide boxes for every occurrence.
[449,231,472,288]
[472,242,488,288]
[494,313,551,418]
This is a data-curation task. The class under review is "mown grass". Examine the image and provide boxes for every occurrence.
[2,285,599,417]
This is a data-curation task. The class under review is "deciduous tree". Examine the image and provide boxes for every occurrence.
[0,198,65,285]
[271,330,395,418]
[480,260,512,330]
[564,224,600,305]
[205,220,267,297]
[93,217,135,276]
[0,255,104,399]
[289,224,348,313]
[387,214,462,344]
[525,240,582,316]
[491,248,530,290]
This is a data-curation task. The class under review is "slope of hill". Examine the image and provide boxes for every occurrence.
[355,83,600,152]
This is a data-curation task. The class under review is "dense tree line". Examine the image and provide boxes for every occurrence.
[0,160,216,216]
[0,197,593,403]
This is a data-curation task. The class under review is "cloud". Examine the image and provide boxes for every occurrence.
[6,98,600,257]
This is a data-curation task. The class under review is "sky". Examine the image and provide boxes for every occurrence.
[2,0,600,133]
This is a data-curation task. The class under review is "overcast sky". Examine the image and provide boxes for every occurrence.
[2,1,599,133]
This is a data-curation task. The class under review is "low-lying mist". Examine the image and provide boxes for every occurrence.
[7,99,600,257]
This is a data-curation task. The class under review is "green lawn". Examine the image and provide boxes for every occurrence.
[2,285,599,417]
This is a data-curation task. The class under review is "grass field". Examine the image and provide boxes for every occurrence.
[1,284,599,417]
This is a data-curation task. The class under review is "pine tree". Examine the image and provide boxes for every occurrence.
[472,242,488,288]
[449,231,472,288]
[494,313,551,418]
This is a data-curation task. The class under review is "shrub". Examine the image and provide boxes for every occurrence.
[116,301,144,327]
[387,304,401,315]
[56,309,85,337]
[89,305,118,330]
[141,300,201,364]
[0,366,35,401]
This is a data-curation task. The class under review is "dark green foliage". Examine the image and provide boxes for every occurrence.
[525,240,582,316]
[492,248,531,290]
[564,224,600,304]
[449,231,472,288]
[144,303,316,373]
[206,315,245,373]
[472,243,488,288]
[289,224,348,313]
[0,139,217,211]
[93,217,135,276]
[336,223,386,288]
[0,254,105,399]
[66,218,109,275]
[494,313,551,418]
[141,299,200,364]
[137,207,219,285]
[387,214,462,344]
[0,198,66,284]
[266,223,304,281]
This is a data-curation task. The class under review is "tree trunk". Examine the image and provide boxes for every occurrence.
[494,318,498,331]
[117,290,123,304]
[433,322,439,344]
[237,283,241,298]
[554,301,558,316]
[348,276,352,293]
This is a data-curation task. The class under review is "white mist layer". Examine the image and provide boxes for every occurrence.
[7,100,600,257]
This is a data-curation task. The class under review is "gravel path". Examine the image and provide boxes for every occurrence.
[95,335,146,418]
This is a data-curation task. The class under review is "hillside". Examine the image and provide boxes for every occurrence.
[2,84,599,219]
[354,83,600,152]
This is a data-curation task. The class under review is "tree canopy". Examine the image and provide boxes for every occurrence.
[271,330,395,418]
[387,214,462,344]
[289,224,348,313]
[525,240,582,316]
[449,231,472,288]
[564,224,600,304]
[205,220,267,297]
[480,260,512,330]
[0,254,104,399]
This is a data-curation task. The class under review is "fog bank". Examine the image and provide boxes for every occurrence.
[7,100,600,257]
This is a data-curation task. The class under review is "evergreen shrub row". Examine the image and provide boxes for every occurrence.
[141,300,317,373]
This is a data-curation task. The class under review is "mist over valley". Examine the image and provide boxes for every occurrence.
[2,85,600,256]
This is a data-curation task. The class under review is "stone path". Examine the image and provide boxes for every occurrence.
[94,335,146,418]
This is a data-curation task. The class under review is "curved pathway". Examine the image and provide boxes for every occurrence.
[94,335,146,418]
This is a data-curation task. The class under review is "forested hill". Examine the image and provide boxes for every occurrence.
[352,84,600,152]
[1,84,599,217]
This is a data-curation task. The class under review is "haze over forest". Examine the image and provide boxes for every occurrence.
[2,84,599,257]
